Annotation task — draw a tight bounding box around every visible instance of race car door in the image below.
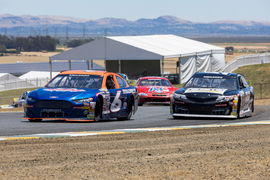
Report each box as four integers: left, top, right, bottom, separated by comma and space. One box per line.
238, 76, 251, 112
105, 74, 123, 114
115, 75, 138, 114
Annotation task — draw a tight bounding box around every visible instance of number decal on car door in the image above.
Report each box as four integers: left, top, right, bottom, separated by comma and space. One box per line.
110, 90, 122, 112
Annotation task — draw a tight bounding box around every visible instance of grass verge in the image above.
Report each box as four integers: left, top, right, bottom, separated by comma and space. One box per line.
0, 88, 37, 105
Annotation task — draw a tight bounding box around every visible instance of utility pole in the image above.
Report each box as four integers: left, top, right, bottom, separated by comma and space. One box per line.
82, 24, 86, 38
66, 25, 69, 41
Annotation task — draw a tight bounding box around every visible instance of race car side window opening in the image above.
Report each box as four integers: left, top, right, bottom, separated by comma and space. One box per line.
46, 74, 103, 89
106, 75, 116, 89
116, 76, 127, 88
139, 79, 171, 86
185, 76, 237, 90
239, 76, 248, 89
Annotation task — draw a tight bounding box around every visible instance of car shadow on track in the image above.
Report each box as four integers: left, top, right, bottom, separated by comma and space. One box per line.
168, 116, 245, 121
21, 118, 135, 124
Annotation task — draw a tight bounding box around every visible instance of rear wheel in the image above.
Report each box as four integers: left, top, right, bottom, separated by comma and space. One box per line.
251, 99, 255, 112
28, 119, 42, 122
117, 100, 134, 121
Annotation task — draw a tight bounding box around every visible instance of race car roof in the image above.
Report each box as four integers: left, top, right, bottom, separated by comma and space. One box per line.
194, 72, 238, 77
138, 76, 169, 80
59, 70, 107, 76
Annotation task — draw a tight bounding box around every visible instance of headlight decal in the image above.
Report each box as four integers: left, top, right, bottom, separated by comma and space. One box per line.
173, 93, 187, 100
73, 98, 93, 104
139, 93, 148, 97
27, 97, 36, 102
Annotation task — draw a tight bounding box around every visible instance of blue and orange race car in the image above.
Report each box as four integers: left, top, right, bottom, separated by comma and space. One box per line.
24, 70, 138, 122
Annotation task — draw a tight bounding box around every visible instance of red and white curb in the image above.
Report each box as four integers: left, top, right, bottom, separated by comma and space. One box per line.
1, 120, 270, 141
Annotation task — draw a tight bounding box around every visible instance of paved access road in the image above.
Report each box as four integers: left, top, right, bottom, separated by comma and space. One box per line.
1, 105, 270, 136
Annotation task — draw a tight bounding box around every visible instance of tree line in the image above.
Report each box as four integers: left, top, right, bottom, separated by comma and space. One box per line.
0, 35, 94, 53
0, 35, 58, 52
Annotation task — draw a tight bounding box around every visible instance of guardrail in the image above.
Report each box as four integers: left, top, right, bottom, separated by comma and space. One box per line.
0, 78, 49, 92
221, 53, 270, 72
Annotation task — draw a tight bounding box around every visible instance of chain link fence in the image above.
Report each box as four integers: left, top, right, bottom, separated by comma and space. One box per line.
221, 53, 270, 72
0, 78, 49, 92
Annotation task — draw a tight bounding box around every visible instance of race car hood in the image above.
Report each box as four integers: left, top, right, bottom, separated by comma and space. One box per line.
28, 88, 100, 101
183, 88, 227, 95
175, 88, 239, 98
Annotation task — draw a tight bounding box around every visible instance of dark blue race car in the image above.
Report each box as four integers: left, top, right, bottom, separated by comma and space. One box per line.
24, 70, 138, 122
171, 72, 254, 119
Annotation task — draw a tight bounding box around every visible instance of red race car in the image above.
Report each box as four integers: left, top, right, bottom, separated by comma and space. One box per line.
136, 76, 178, 106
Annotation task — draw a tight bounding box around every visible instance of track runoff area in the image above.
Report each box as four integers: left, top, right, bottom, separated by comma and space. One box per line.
1, 121, 270, 141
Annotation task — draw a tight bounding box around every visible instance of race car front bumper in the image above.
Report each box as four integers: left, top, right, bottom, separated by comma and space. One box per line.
24, 100, 96, 120
171, 97, 238, 118
172, 113, 237, 119
139, 95, 171, 104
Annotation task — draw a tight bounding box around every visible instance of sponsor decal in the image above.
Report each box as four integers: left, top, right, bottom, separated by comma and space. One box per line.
89, 102, 96, 109
185, 88, 227, 94
122, 89, 136, 94
44, 88, 85, 92
203, 76, 223, 79
49, 96, 59, 98
148, 87, 169, 93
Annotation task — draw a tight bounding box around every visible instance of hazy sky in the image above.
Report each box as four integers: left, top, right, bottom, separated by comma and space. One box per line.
1, 0, 270, 22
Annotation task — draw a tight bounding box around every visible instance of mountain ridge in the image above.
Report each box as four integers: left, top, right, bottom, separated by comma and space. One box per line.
0, 14, 270, 36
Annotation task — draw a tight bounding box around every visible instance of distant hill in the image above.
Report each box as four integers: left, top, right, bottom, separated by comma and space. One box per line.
0, 14, 270, 37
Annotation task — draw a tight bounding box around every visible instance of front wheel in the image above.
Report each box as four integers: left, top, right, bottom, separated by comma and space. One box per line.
237, 98, 241, 119
95, 98, 103, 121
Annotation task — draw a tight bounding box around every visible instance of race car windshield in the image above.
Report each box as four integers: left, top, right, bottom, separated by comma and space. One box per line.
139, 79, 171, 86
46, 74, 103, 89
184, 76, 238, 90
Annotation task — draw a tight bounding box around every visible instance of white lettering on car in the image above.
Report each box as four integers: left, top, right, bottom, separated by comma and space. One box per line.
110, 91, 122, 112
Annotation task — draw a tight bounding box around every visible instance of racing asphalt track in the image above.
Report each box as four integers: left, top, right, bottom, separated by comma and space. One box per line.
0, 105, 270, 136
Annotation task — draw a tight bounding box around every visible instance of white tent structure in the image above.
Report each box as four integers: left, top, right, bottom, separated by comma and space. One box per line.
51, 35, 225, 83
0, 73, 19, 81
0, 73, 33, 91
19, 71, 59, 80
19, 71, 59, 86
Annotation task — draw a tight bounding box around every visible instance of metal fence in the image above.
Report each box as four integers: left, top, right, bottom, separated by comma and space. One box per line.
0, 78, 49, 92
221, 53, 270, 72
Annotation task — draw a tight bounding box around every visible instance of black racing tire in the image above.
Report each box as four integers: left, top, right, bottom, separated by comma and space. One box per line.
117, 100, 134, 121
251, 99, 255, 113
94, 98, 103, 121
28, 119, 42, 122
237, 98, 241, 119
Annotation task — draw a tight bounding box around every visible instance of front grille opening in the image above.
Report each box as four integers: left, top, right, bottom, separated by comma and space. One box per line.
41, 111, 65, 118
175, 104, 232, 115
34, 100, 73, 109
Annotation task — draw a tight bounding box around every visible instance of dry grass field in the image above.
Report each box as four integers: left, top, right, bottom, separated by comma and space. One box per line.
0, 51, 59, 64
0, 51, 105, 67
